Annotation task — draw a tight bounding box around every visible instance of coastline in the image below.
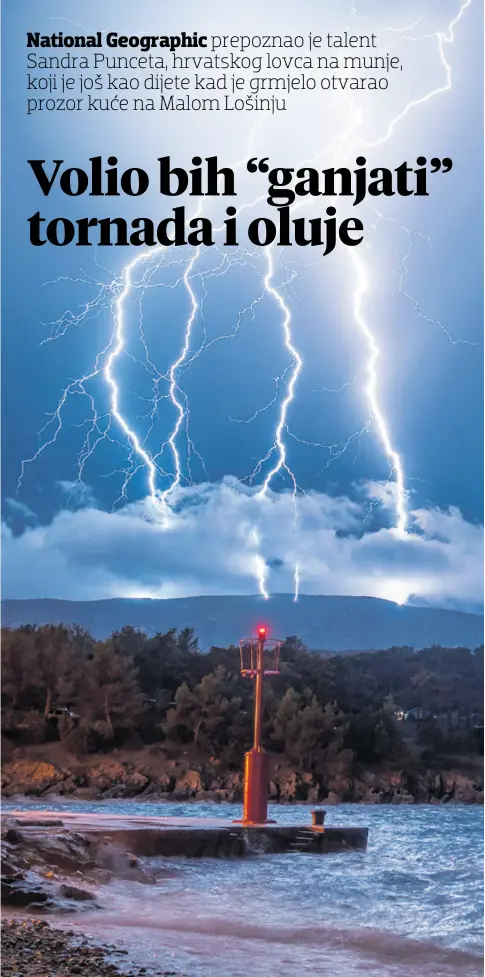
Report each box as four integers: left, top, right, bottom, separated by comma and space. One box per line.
1, 918, 166, 977
2, 744, 483, 805
2, 806, 482, 977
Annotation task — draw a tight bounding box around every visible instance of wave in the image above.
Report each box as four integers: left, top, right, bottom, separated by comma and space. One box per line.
85, 910, 482, 975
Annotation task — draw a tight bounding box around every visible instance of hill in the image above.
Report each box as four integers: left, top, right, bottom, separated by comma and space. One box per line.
1, 594, 483, 650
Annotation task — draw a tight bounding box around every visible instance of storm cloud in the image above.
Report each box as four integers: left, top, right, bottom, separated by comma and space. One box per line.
2, 480, 482, 612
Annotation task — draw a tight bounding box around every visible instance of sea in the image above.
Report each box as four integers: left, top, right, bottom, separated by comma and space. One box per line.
4, 799, 484, 977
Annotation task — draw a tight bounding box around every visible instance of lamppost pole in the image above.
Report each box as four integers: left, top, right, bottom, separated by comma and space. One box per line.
235, 626, 280, 825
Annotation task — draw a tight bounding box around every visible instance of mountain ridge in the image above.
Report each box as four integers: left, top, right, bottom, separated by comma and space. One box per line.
2, 594, 483, 652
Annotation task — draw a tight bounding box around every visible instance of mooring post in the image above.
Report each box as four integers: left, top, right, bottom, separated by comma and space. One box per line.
311, 809, 326, 828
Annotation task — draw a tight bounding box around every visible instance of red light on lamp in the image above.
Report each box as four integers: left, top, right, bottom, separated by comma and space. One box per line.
257, 626, 267, 637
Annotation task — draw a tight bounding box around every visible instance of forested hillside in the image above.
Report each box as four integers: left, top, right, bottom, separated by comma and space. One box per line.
2, 625, 482, 773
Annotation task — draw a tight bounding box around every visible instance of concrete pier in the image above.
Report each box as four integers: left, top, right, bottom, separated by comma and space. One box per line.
10, 810, 368, 857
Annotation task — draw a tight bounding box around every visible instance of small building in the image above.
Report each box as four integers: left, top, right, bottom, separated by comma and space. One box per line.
404, 707, 436, 722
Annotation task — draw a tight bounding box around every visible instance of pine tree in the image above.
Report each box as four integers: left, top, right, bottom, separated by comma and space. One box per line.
84, 642, 144, 732
1, 627, 35, 717
31, 625, 77, 717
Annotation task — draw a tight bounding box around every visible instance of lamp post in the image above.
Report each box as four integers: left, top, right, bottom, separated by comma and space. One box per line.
237, 627, 281, 825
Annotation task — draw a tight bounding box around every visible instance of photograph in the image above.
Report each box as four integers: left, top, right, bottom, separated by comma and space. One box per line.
1, 2, 483, 975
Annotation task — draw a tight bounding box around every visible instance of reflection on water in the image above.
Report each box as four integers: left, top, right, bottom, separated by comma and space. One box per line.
6, 800, 483, 977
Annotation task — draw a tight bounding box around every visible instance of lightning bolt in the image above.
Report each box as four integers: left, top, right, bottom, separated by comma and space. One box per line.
349, 247, 407, 533
19, 1, 472, 603
255, 247, 302, 501
249, 526, 269, 600
369, 208, 475, 347
293, 562, 301, 603
340, 0, 472, 534
158, 239, 201, 512
361, 0, 472, 150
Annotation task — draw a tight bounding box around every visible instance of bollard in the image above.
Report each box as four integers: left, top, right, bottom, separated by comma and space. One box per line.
311, 809, 326, 827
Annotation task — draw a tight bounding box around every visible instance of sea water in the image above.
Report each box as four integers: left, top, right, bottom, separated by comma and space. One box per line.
5, 800, 483, 977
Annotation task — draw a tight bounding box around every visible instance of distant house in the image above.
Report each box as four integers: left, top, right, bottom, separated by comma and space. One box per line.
404, 707, 436, 722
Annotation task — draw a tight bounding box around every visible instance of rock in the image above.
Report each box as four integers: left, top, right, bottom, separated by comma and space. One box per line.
1, 918, 152, 976
391, 790, 415, 804
170, 787, 190, 800
442, 775, 456, 795
151, 772, 175, 792
212, 789, 228, 803
2, 759, 65, 796
307, 786, 320, 804
195, 789, 218, 802
362, 789, 384, 804
1, 872, 50, 908
451, 783, 481, 804
103, 784, 140, 799
140, 785, 172, 800
3, 828, 23, 845
59, 883, 96, 901
324, 791, 340, 805
72, 787, 100, 800
87, 758, 117, 789
223, 771, 243, 790
279, 770, 298, 799
59, 776, 78, 794
16, 818, 64, 827
43, 783, 66, 796
436, 771, 484, 804
327, 777, 351, 797
351, 779, 366, 801
176, 769, 203, 795
277, 769, 310, 801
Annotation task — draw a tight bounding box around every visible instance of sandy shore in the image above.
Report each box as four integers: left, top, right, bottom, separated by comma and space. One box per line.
1, 918, 179, 977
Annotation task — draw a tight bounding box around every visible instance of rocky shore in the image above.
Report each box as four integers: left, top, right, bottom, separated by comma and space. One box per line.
2, 747, 483, 805
1, 813, 171, 911
1, 816, 182, 973
2, 919, 175, 977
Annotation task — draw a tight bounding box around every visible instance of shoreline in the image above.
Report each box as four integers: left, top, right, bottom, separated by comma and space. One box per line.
1, 808, 482, 977
1, 917, 169, 977
2, 749, 483, 805
0, 791, 484, 804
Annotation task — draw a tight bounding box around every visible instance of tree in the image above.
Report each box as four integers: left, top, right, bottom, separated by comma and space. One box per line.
164, 682, 198, 744
2, 625, 481, 774
164, 667, 243, 753
30, 625, 78, 717
344, 707, 403, 762
296, 697, 327, 764
83, 642, 144, 732
281, 636, 308, 656
177, 628, 199, 655
1, 628, 35, 718
270, 688, 338, 764
270, 687, 303, 757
